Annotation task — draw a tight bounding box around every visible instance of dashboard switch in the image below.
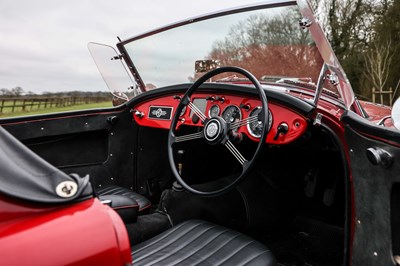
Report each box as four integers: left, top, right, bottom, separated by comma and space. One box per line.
206, 96, 215, 102
240, 103, 251, 111
134, 110, 145, 118
216, 96, 225, 103
273, 123, 289, 140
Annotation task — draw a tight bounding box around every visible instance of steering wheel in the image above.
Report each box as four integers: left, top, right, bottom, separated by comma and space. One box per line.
168, 66, 269, 196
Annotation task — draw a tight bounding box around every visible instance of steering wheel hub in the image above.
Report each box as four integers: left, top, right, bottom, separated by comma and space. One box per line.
204, 117, 227, 144
206, 121, 219, 139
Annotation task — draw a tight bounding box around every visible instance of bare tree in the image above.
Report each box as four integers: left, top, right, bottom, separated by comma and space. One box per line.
0, 88, 10, 96
11, 86, 24, 96
207, 7, 323, 81
364, 38, 396, 103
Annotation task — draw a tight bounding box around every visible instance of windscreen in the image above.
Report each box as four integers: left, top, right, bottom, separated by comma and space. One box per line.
123, 4, 323, 91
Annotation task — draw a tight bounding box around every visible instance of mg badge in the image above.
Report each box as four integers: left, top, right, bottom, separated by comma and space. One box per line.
206, 122, 218, 138
152, 108, 167, 118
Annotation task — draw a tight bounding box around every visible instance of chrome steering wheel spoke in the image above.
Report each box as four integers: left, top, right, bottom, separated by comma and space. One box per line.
224, 140, 248, 166
187, 101, 207, 122
175, 131, 203, 143
230, 115, 258, 130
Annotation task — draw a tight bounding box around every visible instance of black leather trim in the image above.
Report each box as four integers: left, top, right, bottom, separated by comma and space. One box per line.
0, 126, 93, 203
341, 110, 400, 144
99, 194, 139, 223
97, 185, 151, 212
131, 219, 276, 266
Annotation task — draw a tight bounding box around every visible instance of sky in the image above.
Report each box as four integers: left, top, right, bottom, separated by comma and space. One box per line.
0, 0, 264, 94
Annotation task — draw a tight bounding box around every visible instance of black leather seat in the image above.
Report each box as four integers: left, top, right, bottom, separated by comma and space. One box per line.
131, 220, 277, 266
96, 185, 151, 213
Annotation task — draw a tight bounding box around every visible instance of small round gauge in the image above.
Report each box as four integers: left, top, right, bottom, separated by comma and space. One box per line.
247, 107, 273, 138
209, 104, 220, 118
180, 106, 187, 116
222, 105, 242, 124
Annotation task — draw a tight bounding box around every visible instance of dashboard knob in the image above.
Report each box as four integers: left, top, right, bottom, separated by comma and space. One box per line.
273, 123, 289, 140
134, 110, 144, 118
107, 116, 118, 125
216, 96, 225, 103
206, 96, 215, 102
240, 103, 251, 111
366, 147, 393, 168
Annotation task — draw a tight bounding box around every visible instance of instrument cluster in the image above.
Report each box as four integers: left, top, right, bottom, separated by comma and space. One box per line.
132, 92, 308, 145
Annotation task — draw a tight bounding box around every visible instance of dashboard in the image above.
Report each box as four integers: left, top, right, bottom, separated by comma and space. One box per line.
132, 92, 308, 145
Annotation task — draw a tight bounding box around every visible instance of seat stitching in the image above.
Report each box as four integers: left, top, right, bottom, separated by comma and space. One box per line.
138, 203, 152, 211
113, 204, 139, 210
191, 233, 241, 266
131, 221, 205, 257
168, 229, 230, 266
132, 222, 207, 263
214, 240, 255, 266
146, 225, 219, 266
98, 186, 149, 209
99, 186, 135, 197
240, 250, 270, 266
131, 221, 193, 256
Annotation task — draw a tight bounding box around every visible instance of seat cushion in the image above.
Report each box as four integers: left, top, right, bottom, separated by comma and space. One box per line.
131, 220, 276, 266
96, 185, 151, 212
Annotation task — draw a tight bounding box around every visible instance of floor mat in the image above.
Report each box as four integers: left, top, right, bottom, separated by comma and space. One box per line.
275, 216, 344, 266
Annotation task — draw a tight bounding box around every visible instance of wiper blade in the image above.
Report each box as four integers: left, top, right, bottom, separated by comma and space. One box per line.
214, 75, 250, 83
278, 78, 339, 99
276, 78, 316, 90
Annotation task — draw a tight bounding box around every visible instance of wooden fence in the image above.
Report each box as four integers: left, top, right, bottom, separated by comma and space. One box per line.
0, 96, 110, 113
372, 87, 394, 106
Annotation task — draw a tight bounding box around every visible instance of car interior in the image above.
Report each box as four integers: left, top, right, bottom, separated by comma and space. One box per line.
1, 79, 349, 266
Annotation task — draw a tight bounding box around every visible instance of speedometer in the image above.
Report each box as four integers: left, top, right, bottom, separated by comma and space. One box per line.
222, 105, 242, 124
247, 107, 273, 138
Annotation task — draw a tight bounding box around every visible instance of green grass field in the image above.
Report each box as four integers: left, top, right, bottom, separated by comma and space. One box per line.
0, 101, 113, 118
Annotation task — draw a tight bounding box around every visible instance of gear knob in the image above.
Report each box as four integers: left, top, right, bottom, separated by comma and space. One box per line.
177, 150, 185, 175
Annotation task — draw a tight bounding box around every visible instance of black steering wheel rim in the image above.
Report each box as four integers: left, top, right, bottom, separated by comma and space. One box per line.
168, 66, 269, 196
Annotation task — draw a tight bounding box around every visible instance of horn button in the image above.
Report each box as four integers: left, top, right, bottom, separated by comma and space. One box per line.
204, 117, 227, 145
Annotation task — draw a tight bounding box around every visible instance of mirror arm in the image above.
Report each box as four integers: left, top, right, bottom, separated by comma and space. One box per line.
378, 116, 392, 127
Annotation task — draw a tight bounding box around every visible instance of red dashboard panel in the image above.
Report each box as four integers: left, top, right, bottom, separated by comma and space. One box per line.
133, 93, 308, 145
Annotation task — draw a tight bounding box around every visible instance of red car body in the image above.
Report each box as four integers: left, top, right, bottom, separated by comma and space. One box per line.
0, 196, 132, 265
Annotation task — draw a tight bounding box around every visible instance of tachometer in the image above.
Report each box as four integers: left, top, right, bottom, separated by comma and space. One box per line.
209, 104, 220, 118
222, 105, 242, 124
247, 106, 273, 138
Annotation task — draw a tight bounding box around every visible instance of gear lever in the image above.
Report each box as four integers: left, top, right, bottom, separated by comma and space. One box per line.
173, 150, 185, 192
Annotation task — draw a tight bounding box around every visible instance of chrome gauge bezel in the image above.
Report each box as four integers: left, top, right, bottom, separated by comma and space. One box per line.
222, 105, 242, 125
247, 106, 273, 138
208, 104, 220, 118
